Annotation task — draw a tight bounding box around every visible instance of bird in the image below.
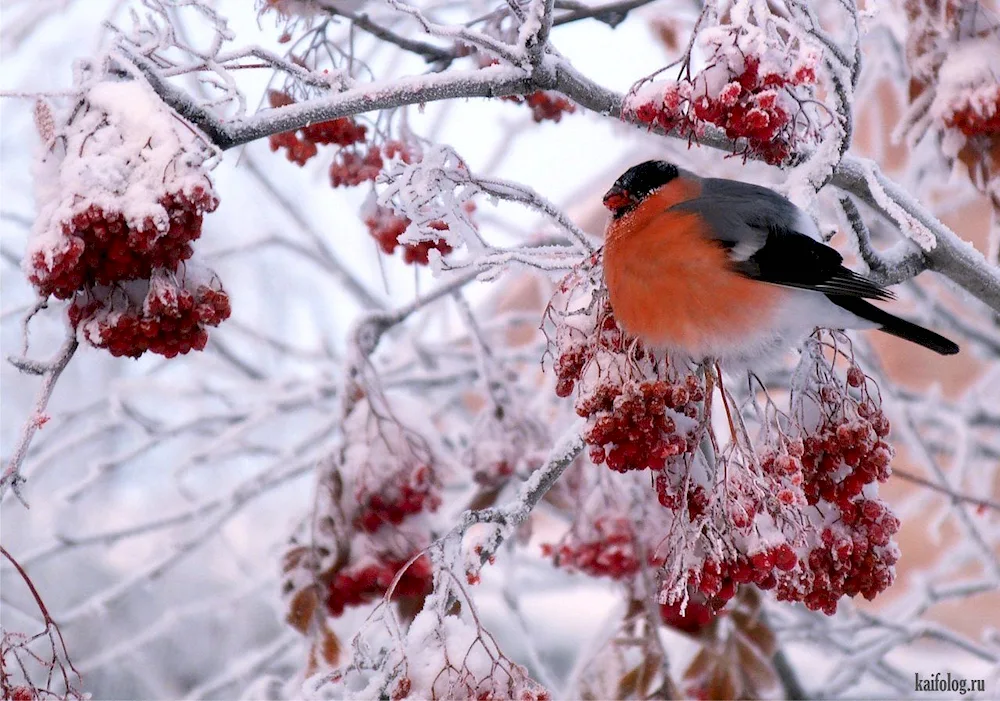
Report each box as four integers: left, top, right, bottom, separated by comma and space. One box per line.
600, 160, 959, 367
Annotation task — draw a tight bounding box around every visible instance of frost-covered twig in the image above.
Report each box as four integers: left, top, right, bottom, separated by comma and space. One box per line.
839, 196, 928, 286
462, 423, 585, 566
340, 11, 456, 65
1, 333, 78, 507
891, 466, 1000, 513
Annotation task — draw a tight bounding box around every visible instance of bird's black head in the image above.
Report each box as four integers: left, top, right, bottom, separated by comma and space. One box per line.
603, 160, 680, 218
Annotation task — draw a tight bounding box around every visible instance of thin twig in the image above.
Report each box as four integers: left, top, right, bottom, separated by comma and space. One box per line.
1, 334, 79, 506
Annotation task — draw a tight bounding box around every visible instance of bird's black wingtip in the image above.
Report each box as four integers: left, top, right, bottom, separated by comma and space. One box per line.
936, 339, 961, 356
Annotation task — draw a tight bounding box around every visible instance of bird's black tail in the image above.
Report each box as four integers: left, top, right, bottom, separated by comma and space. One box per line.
826, 295, 960, 356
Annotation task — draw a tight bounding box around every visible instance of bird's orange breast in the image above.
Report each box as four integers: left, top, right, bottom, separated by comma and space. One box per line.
603, 184, 786, 357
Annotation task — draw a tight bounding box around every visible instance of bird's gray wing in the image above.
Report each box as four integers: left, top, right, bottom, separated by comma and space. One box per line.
669, 177, 894, 301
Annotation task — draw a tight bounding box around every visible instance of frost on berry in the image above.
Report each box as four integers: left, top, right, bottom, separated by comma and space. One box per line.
24, 80, 219, 300
68, 265, 230, 359
372, 146, 480, 267
901, 5, 1000, 200
362, 202, 455, 267
625, 24, 824, 164
543, 512, 643, 580
925, 35, 1000, 162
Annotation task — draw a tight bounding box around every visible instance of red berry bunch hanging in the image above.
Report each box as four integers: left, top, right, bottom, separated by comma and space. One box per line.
24, 79, 227, 359
502, 91, 577, 122
329, 146, 384, 187
353, 462, 441, 533
463, 405, 549, 488
266, 90, 368, 166
68, 272, 231, 359
942, 85, 1000, 137
343, 399, 443, 536
628, 26, 822, 164
26, 188, 217, 300
928, 36, 1000, 142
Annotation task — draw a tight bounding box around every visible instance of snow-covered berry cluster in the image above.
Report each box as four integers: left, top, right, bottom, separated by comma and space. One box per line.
326, 551, 434, 617
353, 462, 440, 533
282, 395, 442, 623
463, 404, 549, 489
24, 80, 226, 359
344, 399, 443, 540
547, 268, 902, 627
68, 270, 230, 359
627, 25, 822, 164
927, 36, 1000, 155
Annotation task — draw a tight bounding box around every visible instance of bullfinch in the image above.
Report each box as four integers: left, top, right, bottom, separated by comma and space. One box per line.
601, 160, 959, 366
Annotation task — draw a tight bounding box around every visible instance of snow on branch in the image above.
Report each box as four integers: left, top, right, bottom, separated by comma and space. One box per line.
121, 3, 1000, 313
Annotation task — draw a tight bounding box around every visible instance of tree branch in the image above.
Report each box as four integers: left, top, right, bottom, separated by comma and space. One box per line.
553, 0, 660, 28
1, 334, 78, 507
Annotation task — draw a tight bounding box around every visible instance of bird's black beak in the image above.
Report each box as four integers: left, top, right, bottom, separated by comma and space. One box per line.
603, 186, 636, 213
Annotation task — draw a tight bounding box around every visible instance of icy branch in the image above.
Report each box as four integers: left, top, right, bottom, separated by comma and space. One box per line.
1, 333, 78, 507
460, 422, 585, 566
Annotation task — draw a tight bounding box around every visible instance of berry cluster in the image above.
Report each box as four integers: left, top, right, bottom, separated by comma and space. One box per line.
584, 376, 703, 473
290, 399, 443, 620
24, 80, 227, 359
354, 463, 442, 533
799, 414, 893, 508
630, 29, 820, 164
502, 91, 577, 122
69, 274, 231, 359
661, 546, 796, 634
660, 597, 716, 635
267, 91, 368, 166
552, 304, 703, 473
266, 90, 426, 192
330, 146, 384, 188
775, 519, 899, 614
541, 515, 641, 580
363, 205, 454, 266
326, 554, 433, 617
27, 190, 217, 300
